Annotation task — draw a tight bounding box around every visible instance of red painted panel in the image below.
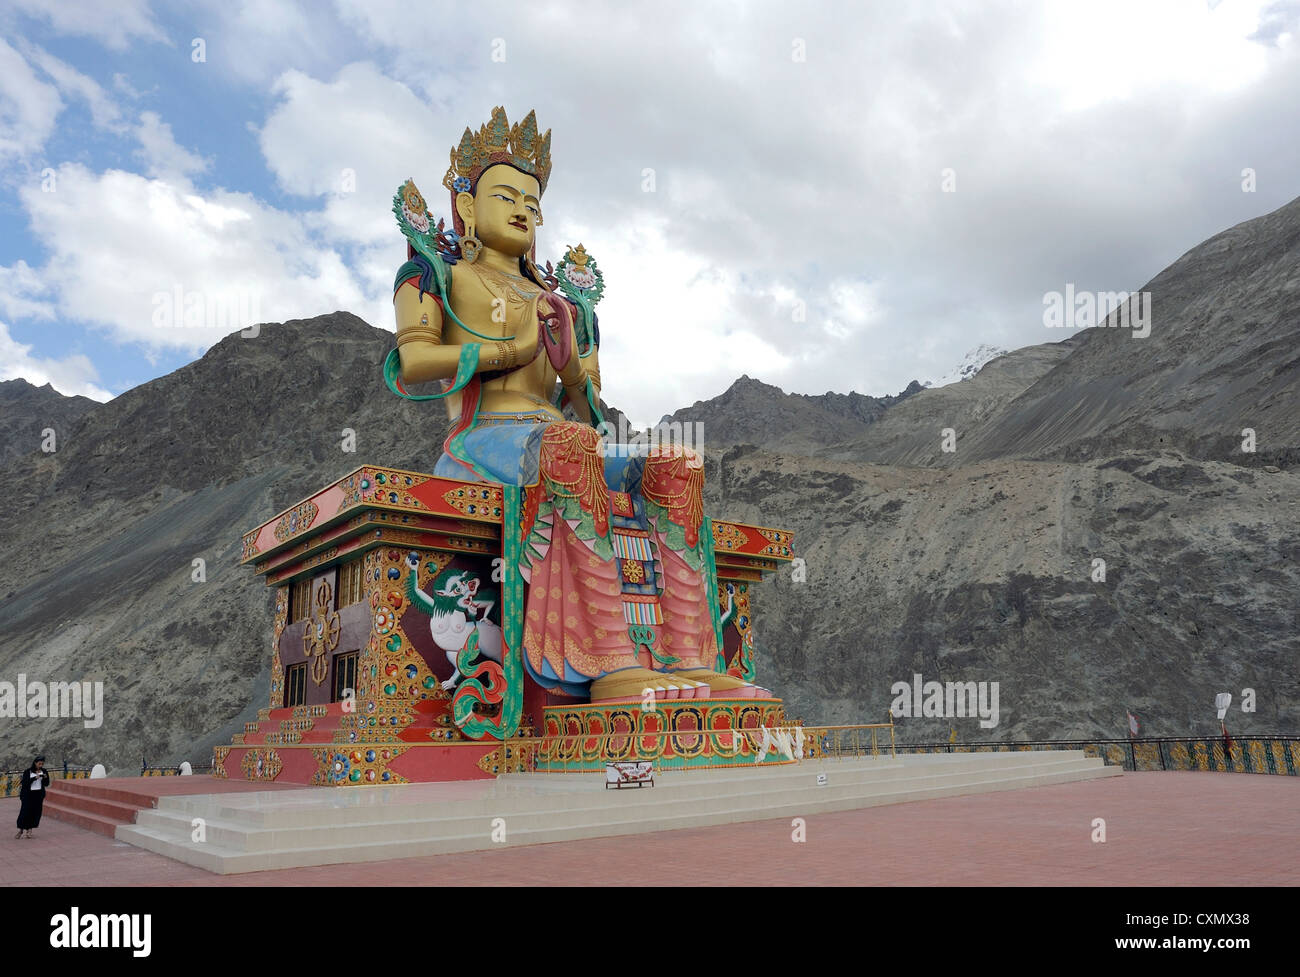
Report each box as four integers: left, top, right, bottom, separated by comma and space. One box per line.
387, 744, 497, 782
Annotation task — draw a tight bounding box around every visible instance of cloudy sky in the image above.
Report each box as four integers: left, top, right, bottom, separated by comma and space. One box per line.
2, 0, 1299, 425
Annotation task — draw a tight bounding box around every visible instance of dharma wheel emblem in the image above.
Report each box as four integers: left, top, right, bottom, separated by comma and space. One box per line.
303, 579, 341, 686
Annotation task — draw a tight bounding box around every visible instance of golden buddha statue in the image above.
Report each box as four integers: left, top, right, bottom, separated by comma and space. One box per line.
387, 107, 763, 705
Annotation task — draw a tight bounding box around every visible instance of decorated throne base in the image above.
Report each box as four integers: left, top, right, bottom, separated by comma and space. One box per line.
229, 465, 796, 786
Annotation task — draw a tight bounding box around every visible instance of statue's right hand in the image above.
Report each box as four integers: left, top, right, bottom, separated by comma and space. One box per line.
482, 316, 541, 373
516, 313, 542, 362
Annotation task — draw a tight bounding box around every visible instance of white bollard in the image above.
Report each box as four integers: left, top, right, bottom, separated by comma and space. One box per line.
90, 764, 107, 779
179, 761, 193, 776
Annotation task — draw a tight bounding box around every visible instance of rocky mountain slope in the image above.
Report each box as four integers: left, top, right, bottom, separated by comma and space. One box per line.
916, 198, 1300, 467
715, 447, 1297, 738
1, 196, 1297, 769
825, 341, 1077, 467
0, 316, 450, 771
0, 379, 97, 469
662, 375, 920, 456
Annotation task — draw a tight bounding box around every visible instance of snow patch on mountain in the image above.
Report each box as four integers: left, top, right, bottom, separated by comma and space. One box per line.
924, 344, 1008, 388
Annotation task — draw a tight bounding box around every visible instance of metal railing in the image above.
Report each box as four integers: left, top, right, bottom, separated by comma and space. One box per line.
0, 762, 96, 798
485, 726, 1298, 777
805, 723, 897, 760
1, 759, 220, 796
892, 735, 1300, 775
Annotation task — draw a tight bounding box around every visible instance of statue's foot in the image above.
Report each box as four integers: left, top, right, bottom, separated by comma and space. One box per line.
670, 668, 771, 699
589, 668, 710, 704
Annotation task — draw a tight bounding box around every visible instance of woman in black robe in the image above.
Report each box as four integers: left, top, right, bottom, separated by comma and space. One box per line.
15, 756, 49, 839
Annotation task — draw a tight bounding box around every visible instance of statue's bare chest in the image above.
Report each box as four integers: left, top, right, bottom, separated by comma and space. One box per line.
447, 270, 543, 339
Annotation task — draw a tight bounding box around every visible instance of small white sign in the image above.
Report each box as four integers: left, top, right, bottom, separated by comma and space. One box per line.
605, 761, 654, 789
816, 773, 828, 787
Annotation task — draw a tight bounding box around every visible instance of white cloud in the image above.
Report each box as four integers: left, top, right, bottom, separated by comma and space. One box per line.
180, 0, 356, 86
0, 321, 113, 401
18, 162, 382, 352
1030, 1, 1275, 111
3, 0, 166, 50
0, 37, 61, 159
0, 38, 128, 164
588, 216, 792, 427
253, 62, 477, 343
112, 73, 150, 100
135, 110, 209, 180
0, 260, 55, 320
823, 280, 884, 340
258, 62, 442, 247
18, 41, 124, 130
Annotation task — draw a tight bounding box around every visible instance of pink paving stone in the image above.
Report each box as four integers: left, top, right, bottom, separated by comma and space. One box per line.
2, 772, 1297, 886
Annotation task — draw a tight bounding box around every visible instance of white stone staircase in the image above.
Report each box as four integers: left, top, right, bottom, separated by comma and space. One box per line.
115, 750, 1120, 874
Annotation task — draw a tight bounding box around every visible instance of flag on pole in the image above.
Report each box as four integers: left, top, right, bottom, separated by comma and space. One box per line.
1127, 712, 1139, 737
1215, 692, 1233, 720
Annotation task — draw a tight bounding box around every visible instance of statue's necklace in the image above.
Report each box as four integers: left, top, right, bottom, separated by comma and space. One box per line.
444, 259, 535, 342
457, 263, 541, 343
472, 264, 539, 300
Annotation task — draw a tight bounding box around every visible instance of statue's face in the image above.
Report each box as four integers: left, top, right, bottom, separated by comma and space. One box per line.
457, 163, 542, 258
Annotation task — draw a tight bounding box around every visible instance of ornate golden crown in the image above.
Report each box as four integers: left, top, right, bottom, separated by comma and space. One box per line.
443, 106, 552, 196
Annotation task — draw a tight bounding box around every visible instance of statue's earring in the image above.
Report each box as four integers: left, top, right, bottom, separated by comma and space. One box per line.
461, 219, 482, 263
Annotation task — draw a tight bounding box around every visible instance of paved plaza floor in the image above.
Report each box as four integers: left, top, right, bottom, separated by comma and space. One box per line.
1, 771, 1295, 886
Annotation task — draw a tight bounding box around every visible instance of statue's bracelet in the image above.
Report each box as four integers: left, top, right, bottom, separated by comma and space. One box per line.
485, 339, 517, 369
396, 325, 441, 347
